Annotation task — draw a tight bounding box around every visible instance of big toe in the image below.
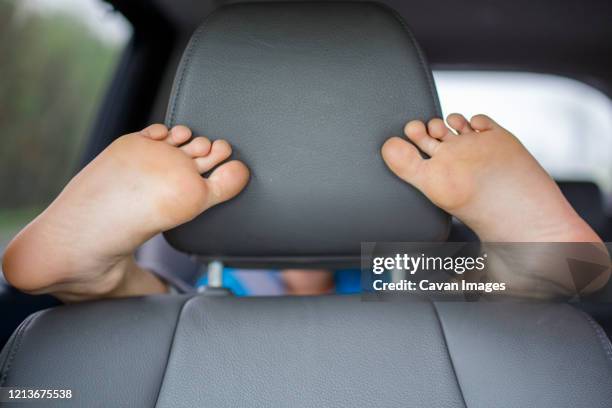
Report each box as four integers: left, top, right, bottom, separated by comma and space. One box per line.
204, 160, 250, 208
381, 136, 424, 188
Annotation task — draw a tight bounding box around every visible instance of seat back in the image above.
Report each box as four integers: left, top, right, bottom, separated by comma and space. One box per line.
2, 295, 612, 407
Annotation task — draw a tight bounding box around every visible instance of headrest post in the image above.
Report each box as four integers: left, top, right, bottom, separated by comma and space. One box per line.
197, 260, 232, 296
207, 260, 224, 288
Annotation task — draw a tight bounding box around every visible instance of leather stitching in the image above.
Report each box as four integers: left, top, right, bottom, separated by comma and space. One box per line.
0, 311, 42, 386
431, 301, 469, 408
167, 9, 220, 128
579, 310, 612, 366
153, 295, 197, 407
168, 3, 443, 125
0, 327, 19, 385
381, 3, 443, 118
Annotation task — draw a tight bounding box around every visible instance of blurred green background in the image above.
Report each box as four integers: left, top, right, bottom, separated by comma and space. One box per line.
0, 0, 126, 249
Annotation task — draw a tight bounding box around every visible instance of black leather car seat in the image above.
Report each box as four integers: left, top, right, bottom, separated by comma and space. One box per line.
2, 3, 612, 407
3, 295, 612, 407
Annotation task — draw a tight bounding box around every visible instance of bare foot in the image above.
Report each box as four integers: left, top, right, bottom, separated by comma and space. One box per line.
381, 114, 609, 297
2, 124, 249, 301
381, 113, 599, 243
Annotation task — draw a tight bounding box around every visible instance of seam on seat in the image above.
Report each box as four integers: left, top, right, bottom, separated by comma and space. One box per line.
381, 3, 443, 118
166, 9, 218, 128
431, 301, 468, 408
0, 323, 20, 381
576, 308, 612, 366
0, 310, 44, 387
168, 3, 444, 127
153, 295, 198, 407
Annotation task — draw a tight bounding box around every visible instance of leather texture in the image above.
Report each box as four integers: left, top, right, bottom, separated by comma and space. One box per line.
163, 2, 449, 263
436, 301, 612, 408
0, 295, 190, 408
2, 295, 612, 407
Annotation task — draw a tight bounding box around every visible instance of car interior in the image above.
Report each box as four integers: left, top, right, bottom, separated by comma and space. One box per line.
1, 0, 612, 406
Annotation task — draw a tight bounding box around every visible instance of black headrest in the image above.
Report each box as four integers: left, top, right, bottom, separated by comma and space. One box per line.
164, 2, 449, 266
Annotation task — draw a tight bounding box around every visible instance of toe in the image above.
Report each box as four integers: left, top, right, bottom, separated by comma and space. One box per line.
403, 120, 440, 156
181, 136, 211, 158
167, 125, 192, 146
194, 139, 232, 174
140, 124, 169, 140
381, 136, 425, 189
204, 160, 250, 208
470, 114, 497, 131
446, 113, 474, 134
427, 118, 453, 140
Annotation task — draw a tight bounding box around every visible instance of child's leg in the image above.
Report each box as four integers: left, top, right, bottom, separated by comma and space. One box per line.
382, 114, 610, 295
2, 124, 249, 302
4, 115, 608, 301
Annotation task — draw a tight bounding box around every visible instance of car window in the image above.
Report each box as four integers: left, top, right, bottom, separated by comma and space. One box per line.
0, 0, 130, 253
434, 71, 612, 196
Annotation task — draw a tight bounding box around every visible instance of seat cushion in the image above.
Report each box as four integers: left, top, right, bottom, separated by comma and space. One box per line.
2, 295, 612, 407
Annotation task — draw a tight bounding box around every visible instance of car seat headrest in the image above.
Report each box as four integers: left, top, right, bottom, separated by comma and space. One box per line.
164, 2, 450, 267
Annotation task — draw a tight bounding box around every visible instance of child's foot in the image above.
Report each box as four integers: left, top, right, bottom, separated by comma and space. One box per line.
381, 114, 600, 243
382, 114, 610, 297
3, 124, 249, 301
